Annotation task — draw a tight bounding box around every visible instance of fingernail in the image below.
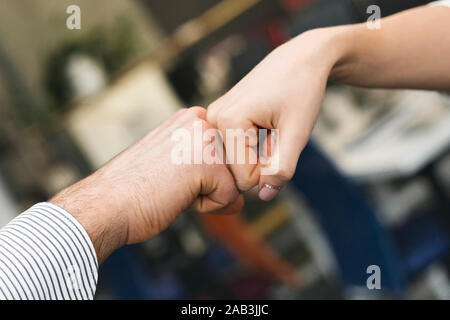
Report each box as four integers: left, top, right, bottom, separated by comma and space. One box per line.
258, 184, 280, 201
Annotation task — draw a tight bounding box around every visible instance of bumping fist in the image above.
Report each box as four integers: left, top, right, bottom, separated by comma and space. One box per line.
207, 29, 335, 201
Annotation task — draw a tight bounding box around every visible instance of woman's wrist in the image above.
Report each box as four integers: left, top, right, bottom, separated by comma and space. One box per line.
328, 25, 368, 83
288, 24, 364, 83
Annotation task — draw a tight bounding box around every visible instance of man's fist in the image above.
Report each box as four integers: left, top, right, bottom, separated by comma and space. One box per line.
51, 107, 243, 263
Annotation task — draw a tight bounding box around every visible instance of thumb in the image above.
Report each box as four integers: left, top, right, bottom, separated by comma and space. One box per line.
257, 120, 308, 201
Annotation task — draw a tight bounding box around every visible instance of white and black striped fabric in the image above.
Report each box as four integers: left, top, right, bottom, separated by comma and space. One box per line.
0, 202, 98, 300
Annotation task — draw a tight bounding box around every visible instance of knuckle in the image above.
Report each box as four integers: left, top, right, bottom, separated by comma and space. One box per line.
201, 119, 215, 131
198, 118, 211, 132
187, 106, 206, 119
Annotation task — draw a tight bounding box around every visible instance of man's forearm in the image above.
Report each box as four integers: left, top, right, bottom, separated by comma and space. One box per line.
324, 5, 450, 91
50, 169, 129, 265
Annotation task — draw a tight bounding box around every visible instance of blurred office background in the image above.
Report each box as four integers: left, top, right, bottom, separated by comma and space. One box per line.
0, 0, 449, 299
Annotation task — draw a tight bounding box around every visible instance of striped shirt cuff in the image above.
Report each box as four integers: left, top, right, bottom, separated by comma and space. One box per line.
0, 202, 98, 300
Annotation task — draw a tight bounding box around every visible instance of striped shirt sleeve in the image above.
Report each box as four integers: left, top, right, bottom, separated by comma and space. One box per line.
0, 202, 98, 300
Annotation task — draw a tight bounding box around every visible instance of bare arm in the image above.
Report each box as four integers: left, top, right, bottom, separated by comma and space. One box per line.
207, 4, 450, 199
0, 107, 243, 300
330, 5, 450, 90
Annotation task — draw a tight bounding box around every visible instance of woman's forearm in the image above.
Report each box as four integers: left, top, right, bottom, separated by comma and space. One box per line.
206, 3, 450, 196
320, 5, 450, 91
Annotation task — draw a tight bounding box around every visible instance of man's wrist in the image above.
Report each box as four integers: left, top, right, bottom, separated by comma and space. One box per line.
50, 171, 129, 264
